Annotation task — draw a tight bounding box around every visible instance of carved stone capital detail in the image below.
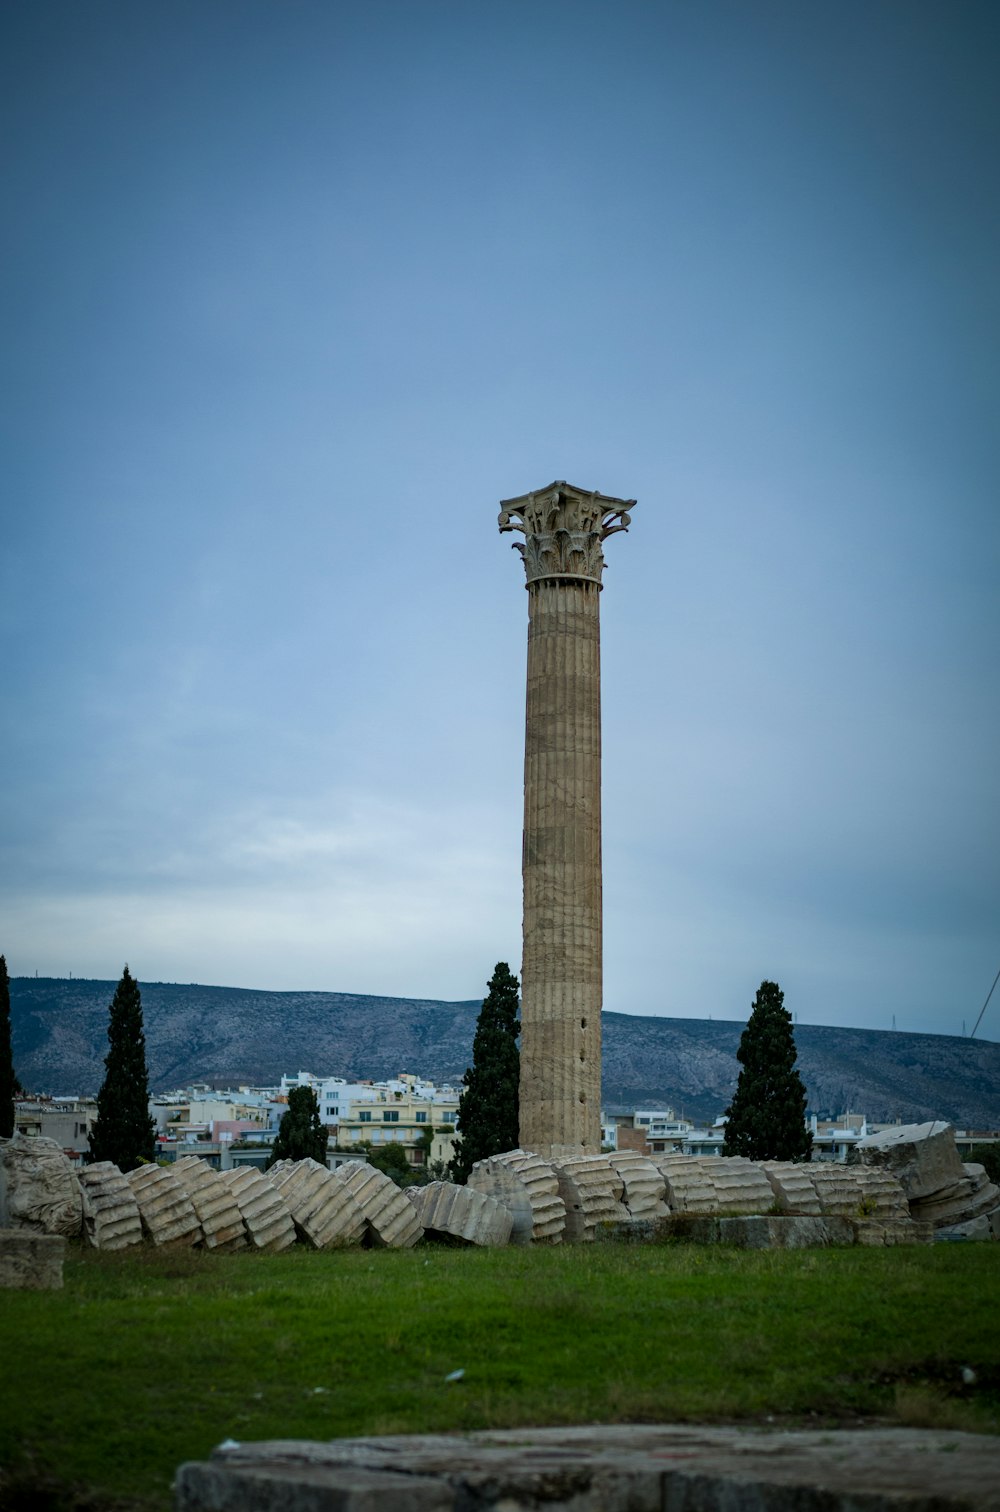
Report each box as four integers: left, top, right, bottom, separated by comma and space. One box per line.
499, 481, 633, 586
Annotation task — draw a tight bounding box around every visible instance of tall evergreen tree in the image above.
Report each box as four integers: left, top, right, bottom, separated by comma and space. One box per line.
266, 1086, 328, 1168
450, 962, 520, 1183
89, 966, 156, 1171
723, 980, 812, 1161
0, 955, 16, 1138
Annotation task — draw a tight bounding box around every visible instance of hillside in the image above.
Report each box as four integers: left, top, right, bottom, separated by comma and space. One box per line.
9, 977, 1000, 1127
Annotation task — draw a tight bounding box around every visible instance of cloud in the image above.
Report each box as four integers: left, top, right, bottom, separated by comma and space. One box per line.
2, 790, 521, 1000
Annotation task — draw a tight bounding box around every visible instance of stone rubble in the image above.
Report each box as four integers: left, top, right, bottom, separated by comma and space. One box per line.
333, 1161, 424, 1248
78, 1162, 143, 1250
552, 1155, 630, 1241
651, 1156, 719, 1214
0, 1134, 83, 1236
854, 1167, 913, 1222
808, 1164, 874, 1217
467, 1150, 566, 1244
406, 1181, 513, 1246
857, 1123, 1000, 1239
856, 1122, 967, 1201
912, 1168, 1000, 1231
763, 1161, 822, 1215
607, 1152, 669, 1218
0, 1121, 984, 1261
935, 1215, 994, 1243
695, 1156, 775, 1215
218, 1167, 296, 1252
126, 1165, 202, 1246
172, 1157, 247, 1250
267, 1158, 368, 1248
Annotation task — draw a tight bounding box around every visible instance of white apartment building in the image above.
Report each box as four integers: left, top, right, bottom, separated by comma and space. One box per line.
602, 1108, 869, 1162
279, 1071, 461, 1169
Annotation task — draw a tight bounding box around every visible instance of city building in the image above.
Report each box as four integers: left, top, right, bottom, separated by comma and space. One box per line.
602, 1107, 874, 1163
13, 1096, 97, 1162
278, 1070, 461, 1170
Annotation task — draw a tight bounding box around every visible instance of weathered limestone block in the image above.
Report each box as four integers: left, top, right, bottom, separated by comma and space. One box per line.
909, 1172, 968, 1218
0, 1229, 66, 1288
696, 1157, 774, 1215
652, 1156, 719, 1214
268, 1158, 367, 1248
852, 1219, 927, 1246
0, 1135, 83, 1236
717, 1216, 851, 1249
608, 1152, 669, 1218
172, 1157, 247, 1250
934, 1215, 993, 1243
219, 1167, 296, 1252
763, 1162, 822, 1216
961, 1165, 1000, 1215
964, 1162, 995, 1193
856, 1122, 967, 1202
406, 1182, 513, 1247
467, 1150, 565, 1244
911, 1170, 1000, 1230
78, 1162, 143, 1250
661, 1214, 857, 1248
333, 1161, 423, 1248
127, 1165, 201, 1246
553, 1156, 629, 1241
605, 1161, 626, 1202
592, 1216, 674, 1243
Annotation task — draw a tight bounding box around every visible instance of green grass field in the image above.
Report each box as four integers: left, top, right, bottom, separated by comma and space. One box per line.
1, 1241, 998, 1511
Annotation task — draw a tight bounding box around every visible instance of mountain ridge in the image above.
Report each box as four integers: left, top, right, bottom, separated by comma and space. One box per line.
10, 977, 999, 1128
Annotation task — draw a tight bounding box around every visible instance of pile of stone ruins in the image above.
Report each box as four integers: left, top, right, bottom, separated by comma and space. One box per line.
2, 1119, 998, 1283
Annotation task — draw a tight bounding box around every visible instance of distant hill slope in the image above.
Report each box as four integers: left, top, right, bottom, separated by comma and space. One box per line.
10, 978, 1000, 1127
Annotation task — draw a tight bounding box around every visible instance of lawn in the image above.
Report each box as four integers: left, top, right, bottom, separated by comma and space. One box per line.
1, 1240, 998, 1511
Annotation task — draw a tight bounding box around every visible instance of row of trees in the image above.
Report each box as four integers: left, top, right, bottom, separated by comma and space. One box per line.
2, 957, 813, 1176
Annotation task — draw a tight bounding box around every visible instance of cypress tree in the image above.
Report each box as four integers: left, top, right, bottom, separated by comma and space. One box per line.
0, 955, 16, 1138
266, 1085, 328, 1168
89, 966, 156, 1171
450, 962, 520, 1183
723, 980, 812, 1161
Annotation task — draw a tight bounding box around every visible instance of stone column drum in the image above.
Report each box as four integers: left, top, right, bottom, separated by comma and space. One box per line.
500, 481, 633, 1158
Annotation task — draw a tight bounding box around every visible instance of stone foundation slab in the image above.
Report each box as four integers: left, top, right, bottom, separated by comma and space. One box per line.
176, 1424, 1000, 1512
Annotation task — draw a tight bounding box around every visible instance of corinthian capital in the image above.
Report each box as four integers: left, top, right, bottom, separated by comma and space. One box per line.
498, 481, 634, 586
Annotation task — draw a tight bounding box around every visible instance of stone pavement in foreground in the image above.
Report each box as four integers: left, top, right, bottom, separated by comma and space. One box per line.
176, 1423, 1000, 1511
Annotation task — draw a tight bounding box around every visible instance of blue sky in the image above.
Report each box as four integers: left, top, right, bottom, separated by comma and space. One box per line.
2, 1, 997, 1038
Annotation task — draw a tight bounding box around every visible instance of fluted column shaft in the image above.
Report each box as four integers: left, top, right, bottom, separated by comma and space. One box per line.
520, 579, 603, 1156
498, 480, 633, 1162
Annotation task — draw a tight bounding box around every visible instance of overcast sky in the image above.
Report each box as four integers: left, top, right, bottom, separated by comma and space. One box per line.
2, 1, 997, 1039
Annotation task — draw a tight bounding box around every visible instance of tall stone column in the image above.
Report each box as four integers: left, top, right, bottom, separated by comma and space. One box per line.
499, 481, 633, 1159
